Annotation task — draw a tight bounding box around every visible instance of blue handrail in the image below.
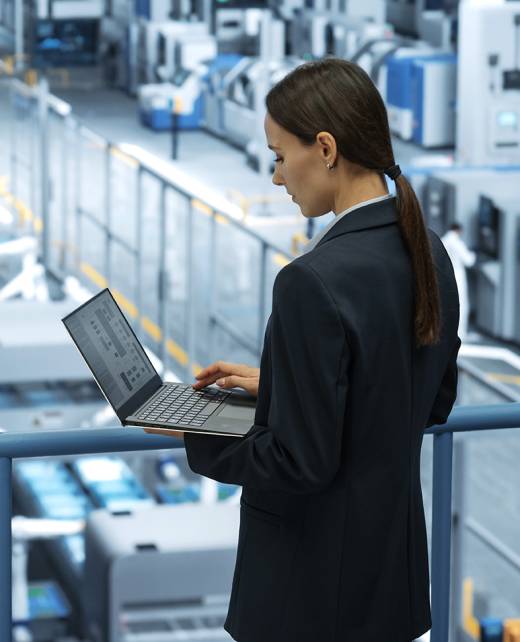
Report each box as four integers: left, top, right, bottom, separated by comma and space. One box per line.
0, 404, 519, 642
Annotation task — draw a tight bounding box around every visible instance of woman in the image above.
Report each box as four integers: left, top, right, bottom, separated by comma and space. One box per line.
147, 58, 460, 642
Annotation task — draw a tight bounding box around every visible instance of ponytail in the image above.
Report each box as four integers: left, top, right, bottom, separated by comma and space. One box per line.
394, 174, 441, 347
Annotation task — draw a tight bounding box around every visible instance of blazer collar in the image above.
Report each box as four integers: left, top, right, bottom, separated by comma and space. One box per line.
314, 196, 398, 250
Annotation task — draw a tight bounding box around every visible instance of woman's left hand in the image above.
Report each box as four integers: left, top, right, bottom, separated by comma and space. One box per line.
143, 428, 184, 439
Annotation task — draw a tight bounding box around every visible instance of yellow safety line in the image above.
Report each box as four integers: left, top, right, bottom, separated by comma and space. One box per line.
215, 213, 229, 226
111, 288, 138, 319
2, 56, 14, 75
141, 316, 162, 342
463, 578, 481, 639
24, 69, 38, 87
191, 363, 203, 377
273, 253, 290, 268
33, 217, 43, 234
191, 199, 212, 216
166, 338, 189, 367
80, 262, 108, 289
487, 372, 520, 386
291, 231, 309, 256
110, 147, 138, 169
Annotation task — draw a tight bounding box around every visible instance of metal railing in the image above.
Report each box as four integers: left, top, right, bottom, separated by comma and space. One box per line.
0, 404, 519, 642
1, 76, 293, 381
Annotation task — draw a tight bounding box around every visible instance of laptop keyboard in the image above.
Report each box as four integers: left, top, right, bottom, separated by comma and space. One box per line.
135, 384, 230, 427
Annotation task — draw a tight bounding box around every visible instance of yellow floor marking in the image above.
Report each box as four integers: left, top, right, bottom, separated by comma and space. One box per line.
166, 338, 188, 366
80, 262, 108, 289
487, 372, 520, 386
141, 316, 162, 342
111, 147, 138, 169
111, 288, 138, 319
463, 578, 481, 640
191, 199, 212, 216
215, 214, 229, 226
191, 363, 203, 377
273, 253, 290, 268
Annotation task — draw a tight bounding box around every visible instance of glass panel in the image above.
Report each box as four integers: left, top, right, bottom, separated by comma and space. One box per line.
78, 214, 106, 291
109, 239, 138, 327
139, 171, 162, 352
78, 127, 106, 225
164, 189, 189, 378
109, 149, 138, 248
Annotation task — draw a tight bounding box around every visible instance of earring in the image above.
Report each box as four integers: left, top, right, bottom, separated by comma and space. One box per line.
326, 163, 332, 170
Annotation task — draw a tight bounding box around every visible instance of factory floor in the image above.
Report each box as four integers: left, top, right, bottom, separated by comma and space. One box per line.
1, 67, 520, 640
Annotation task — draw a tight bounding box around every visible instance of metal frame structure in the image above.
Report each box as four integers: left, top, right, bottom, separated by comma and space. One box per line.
4, 77, 292, 382
0, 405, 518, 642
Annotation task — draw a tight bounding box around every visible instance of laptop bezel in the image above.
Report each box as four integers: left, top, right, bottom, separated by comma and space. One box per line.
61, 288, 163, 423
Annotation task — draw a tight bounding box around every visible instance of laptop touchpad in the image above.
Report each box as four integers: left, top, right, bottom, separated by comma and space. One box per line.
217, 405, 255, 421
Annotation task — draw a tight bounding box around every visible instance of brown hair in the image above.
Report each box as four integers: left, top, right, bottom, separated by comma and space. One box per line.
266, 58, 441, 347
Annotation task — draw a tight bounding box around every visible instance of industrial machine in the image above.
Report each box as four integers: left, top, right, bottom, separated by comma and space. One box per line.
26, 0, 104, 68
474, 193, 520, 344
288, 6, 389, 61
457, 0, 520, 166
83, 503, 239, 642
421, 169, 520, 247
385, 50, 456, 147
214, 4, 272, 55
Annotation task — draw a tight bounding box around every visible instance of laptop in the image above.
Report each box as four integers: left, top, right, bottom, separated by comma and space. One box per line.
62, 288, 256, 437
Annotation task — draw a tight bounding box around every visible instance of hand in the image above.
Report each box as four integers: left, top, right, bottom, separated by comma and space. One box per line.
192, 360, 260, 397
143, 428, 184, 439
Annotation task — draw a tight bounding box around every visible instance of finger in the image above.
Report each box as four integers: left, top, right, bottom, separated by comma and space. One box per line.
196, 361, 253, 379
215, 375, 250, 389
194, 362, 221, 379
192, 372, 227, 389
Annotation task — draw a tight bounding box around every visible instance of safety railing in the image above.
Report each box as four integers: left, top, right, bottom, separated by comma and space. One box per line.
1, 77, 293, 382
0, 404, 519, 642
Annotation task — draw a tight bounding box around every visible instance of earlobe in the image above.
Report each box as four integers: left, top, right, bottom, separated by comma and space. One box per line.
316, 130, 337, 169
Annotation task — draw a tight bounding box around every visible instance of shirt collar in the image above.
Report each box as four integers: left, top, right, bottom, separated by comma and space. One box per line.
303, 194, 397, 254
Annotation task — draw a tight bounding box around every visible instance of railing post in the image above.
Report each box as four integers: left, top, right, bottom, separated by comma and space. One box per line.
0, 456, 12, 642
430, 430, 454, 642
38, 76, 51, 270
186, 197, 195, 378
451, 437, 467, 641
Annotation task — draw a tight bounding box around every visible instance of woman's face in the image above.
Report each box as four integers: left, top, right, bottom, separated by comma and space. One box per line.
264, 113, 334, 218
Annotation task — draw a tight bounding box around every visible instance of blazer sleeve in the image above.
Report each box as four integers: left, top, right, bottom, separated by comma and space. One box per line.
426, 337, 461, 427
183, 261, 349, 494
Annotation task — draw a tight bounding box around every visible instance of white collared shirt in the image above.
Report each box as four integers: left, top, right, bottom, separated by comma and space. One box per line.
303, 194, 395, 254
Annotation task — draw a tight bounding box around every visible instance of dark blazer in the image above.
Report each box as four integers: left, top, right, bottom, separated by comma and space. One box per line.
184, 197, 460, 642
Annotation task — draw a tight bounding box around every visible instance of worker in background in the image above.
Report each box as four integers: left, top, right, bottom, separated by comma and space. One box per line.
145, 58, 460, 642
441, 223, 476, 342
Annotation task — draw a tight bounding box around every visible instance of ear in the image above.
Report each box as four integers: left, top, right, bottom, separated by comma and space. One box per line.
315, 131, 337, 167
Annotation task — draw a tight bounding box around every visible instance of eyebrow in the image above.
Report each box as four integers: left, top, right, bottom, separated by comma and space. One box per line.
267, 144, 281, 150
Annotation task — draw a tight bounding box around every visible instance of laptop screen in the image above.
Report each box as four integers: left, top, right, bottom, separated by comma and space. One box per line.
62, 289, 157, 411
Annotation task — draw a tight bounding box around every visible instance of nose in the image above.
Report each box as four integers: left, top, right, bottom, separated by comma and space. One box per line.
272, 166, 284, 187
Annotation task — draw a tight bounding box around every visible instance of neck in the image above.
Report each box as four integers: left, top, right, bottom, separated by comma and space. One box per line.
332, 168, 389, 215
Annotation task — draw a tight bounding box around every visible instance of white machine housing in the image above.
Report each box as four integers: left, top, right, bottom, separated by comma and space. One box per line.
83, 503, 239, 642
457, 0, 520, 165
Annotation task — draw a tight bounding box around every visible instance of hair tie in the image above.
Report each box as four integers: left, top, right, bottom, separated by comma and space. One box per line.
384, 164, 401, 181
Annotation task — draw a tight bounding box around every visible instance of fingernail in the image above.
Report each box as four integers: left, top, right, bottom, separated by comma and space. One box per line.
216, 378, 225, 386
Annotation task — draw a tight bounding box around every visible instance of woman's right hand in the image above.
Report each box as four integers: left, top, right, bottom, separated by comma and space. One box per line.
192, 361, 260, 398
